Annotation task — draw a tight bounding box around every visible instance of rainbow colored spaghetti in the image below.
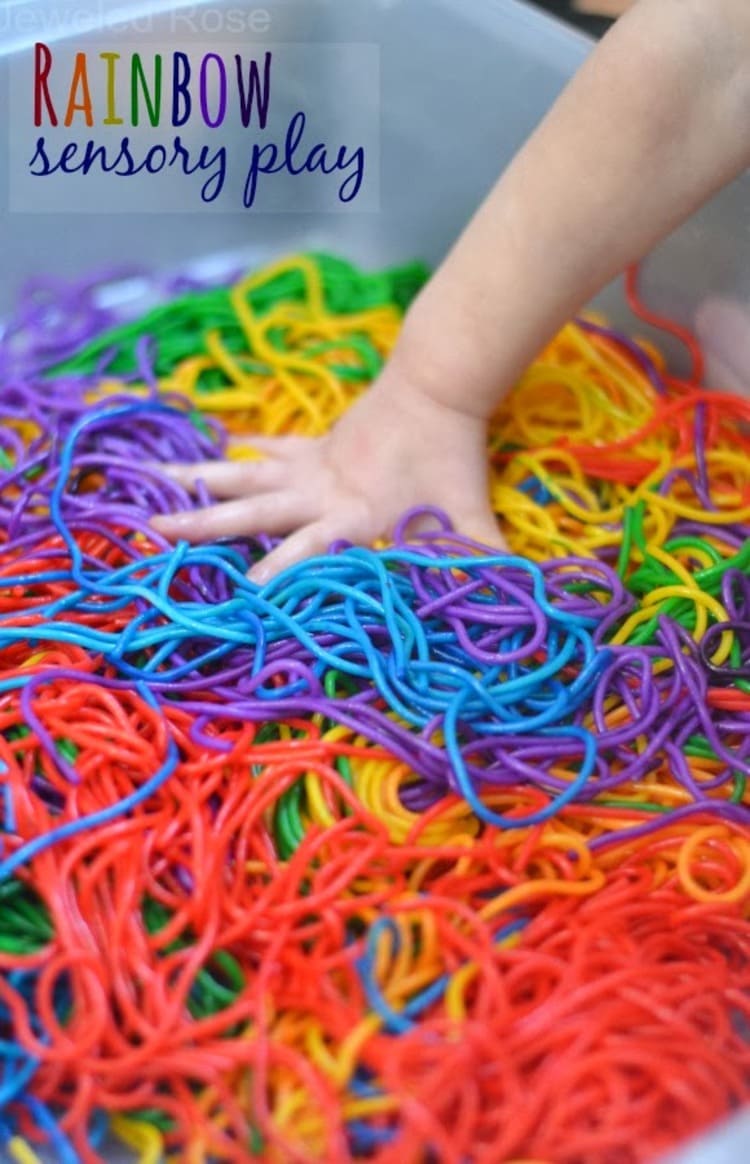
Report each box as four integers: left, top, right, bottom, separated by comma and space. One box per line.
0, 253, 748, 1163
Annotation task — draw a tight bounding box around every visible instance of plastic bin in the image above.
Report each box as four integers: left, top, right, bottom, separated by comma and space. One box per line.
0, 1, 748, 1160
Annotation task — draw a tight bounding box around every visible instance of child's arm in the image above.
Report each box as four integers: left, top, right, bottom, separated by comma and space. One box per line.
152, 0, 750, 580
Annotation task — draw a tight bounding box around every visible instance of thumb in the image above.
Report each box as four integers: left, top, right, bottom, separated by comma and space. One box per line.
248, 518, 340, 586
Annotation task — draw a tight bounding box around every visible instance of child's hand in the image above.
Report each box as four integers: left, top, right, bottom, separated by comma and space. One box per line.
151, 0, 750, 581
150, 366, 504, 582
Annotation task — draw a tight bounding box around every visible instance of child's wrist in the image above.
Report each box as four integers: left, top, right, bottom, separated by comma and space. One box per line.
388, 310, 503, 423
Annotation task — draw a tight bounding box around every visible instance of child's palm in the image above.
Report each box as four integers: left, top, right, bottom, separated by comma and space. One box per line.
151, 372, 504, 581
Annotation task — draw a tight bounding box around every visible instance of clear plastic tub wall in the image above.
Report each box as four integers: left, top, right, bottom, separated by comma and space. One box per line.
0, 1, 748, 1160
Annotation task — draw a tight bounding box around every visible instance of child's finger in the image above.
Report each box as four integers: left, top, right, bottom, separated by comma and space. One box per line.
225, 434, 317, 458
150, 492, 315, 542
249, 502, 372, 584
157, 458, 286, 498
249, 518, 342, 585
